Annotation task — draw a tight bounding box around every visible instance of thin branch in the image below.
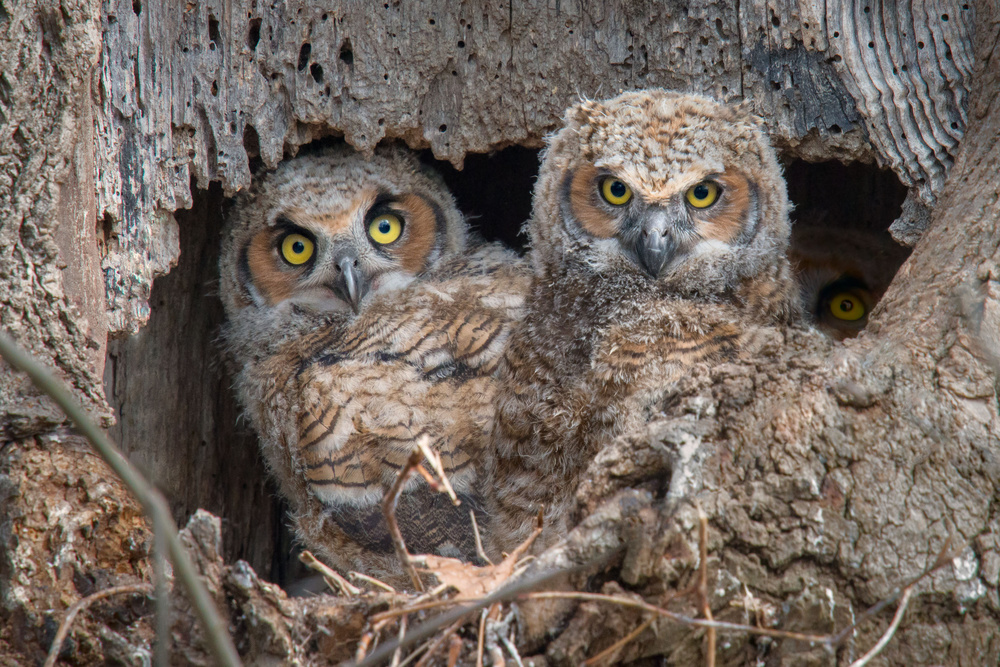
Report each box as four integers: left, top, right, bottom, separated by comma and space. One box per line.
370, 597, 464, 625
355, 563, 584, 667
152, 513, 171, 667
829, 535, 960, 645
383, 446, 427, 592
415, 436, 460, 505
414, 464, 443, 491
410, 583, 451, 605
396, 638, 433, 667
44, 584, 153, 667
390, 615, 408, 667
697, 508, 716, 667
0, 333, 242, 667
300, 550, 362, 596
349, 570, 397, 593
522, 592, 832, 644
413, 618, 465, 667
581, 616, 654, 667
446, 632, 463, 667
849, 588, 913, 667
470, 510, 494, 566
476, 607, 488, 667
499, 634, 524, 667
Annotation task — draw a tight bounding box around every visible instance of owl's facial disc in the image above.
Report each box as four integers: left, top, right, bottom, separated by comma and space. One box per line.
565, 163, 759, 279
242, 188, 448, 312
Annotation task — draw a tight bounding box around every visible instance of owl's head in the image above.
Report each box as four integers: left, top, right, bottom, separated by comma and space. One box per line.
220, 146, 465, 319
530, 90, 789, 298
789, 220, 909, 340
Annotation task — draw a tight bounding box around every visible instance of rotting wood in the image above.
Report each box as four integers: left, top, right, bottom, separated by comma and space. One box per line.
95, 0, 971, 332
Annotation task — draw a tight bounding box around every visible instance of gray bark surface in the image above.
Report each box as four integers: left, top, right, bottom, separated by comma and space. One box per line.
95, 0, 972, 332
0, 0, 996, 664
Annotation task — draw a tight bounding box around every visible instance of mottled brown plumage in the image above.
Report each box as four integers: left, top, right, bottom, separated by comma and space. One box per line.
219, 146, 528, 584
483, 91, 798, 554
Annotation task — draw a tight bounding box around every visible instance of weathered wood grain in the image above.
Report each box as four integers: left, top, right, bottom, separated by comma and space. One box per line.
95, 0, 974, 331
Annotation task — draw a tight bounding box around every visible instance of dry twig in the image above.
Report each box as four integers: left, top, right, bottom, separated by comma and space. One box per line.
522, 591, 833, 644
413, 618, 465, 667
44, 584, 154, 667
355, 617, 395, 663
355, 563, 580, 667
410, 582, 452, 605
830, 534, 958, 646
447, 632, 463, 667
470, 509, 494, 566
499, 633, 524, 667
476, 607, 489, 667
581, 616, 654, 667
415, 436, 461, 505
300, 550, 362, 596
390, 615, 408, 667
849, 588, 913, 667
349, 570, 398, 593
696, 507, 716, 667
383, 446, 428, 592
0, 333, 241, 667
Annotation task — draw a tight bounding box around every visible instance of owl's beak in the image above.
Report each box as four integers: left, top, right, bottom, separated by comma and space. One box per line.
330, 252, 368, 314
635, 210, 677, 278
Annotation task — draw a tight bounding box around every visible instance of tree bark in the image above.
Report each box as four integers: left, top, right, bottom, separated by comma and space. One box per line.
1, 0, 995, 664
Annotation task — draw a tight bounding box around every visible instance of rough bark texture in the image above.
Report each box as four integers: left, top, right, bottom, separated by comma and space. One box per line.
0, 0, 112, 435
0, 0, 996, 664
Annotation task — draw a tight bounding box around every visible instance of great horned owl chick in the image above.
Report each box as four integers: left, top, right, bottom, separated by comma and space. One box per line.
483, 91, 798, 554
220, 146, 529, 585
789, 218, 908, 340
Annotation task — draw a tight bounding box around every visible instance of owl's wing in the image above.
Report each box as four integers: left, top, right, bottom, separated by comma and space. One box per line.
291, 253, 527, 560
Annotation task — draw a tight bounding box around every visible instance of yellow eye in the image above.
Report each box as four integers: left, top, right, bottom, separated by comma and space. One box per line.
685, 181, 720, 209
600, 177, 633, 206
828, 292, 866, 321
368, 213, 403, 245
280, 233, 314, 265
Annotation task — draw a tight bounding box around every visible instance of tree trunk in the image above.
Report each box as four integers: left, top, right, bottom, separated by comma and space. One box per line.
1, 0, 995, 664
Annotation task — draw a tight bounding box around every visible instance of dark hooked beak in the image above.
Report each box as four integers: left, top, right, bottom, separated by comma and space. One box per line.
635, 210, 677, 278
330, 251, 368, 314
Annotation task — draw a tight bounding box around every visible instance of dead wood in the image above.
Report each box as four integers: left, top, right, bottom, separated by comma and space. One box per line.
1, 0, 998, 664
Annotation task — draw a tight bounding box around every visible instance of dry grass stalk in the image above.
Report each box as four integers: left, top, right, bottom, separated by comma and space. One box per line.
390, 615, 408, 667
581, 616, 654, 667
299, 550, 361, 596
413, 618, 466, 667
383, 446, 429, 592
415, 437, 461, 505
446, 632, 463, 667
522, 591, 835, 644
848, 587, 914, 667
476, 607, 489, 667
697, 508, 716, 667
349, 570, 398, 593
470, 509, 494, 566
499, 633, 524, 667
44, 584, 154, 667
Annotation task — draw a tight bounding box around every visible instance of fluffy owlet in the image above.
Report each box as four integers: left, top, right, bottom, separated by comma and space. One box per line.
484, 91, 798, 553
789, 219, 908, 340
219, 146, 528, 584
